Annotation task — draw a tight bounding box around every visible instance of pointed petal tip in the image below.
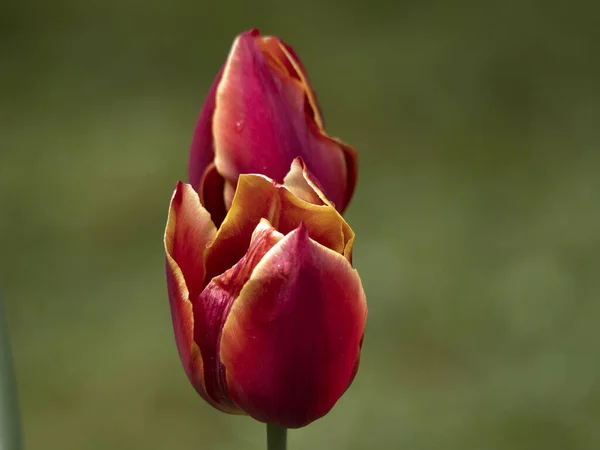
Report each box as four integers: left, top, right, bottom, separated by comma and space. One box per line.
283, 157, 329, 206
289, 220, 309, 247
233, 28, 261, 51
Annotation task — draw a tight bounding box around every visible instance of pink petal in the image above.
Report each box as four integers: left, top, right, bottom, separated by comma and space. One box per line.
212, 29, 351, 212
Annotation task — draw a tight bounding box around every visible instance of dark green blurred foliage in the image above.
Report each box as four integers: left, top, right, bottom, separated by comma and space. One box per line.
1, 0, 600, 448
1, 297, 22, 449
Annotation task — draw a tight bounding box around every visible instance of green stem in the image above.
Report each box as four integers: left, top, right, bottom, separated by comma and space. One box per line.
266, 423, 287, 450
0, 297, 22, 450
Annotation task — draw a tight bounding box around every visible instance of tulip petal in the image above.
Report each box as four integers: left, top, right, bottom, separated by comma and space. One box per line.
276, 181, 354, 258
164, 182, 217, 404
204, 171, 354, 284
220, 224, 368, 428
339, 139, 359, 214
192, 219, 283, 412
203, 174, 281, 284
189, 66, 224, 191
212, 29, 352, 212
282, 157, 328, 206
213, 29, 302, 182
257, 36, 324, 129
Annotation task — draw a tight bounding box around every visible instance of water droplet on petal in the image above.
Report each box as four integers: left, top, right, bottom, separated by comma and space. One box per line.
235, 120, 244, 132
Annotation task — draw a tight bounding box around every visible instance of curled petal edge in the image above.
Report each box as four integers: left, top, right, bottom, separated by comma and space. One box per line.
164, 182, 220, 409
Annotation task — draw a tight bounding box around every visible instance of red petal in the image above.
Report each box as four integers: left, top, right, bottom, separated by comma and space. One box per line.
303, 118, 357, 213
212, 29, 352, 212
213, 30, 301, 183
192, 219, 283, 412
189, 66, 224, 192
220, 224, 367, 428
164, 182, 217, 404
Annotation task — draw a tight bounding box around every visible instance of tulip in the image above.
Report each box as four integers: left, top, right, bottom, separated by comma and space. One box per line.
188, 29, 358, 226
165, 159, 367, 428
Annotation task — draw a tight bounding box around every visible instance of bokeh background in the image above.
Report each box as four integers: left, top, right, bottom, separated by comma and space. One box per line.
2, 0, 600, 448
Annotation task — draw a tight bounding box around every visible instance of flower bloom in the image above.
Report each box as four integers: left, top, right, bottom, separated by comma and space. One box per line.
165, 159, 367, 428
188, 29, 358, 226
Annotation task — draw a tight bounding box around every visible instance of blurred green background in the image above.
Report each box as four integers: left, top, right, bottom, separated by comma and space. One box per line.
2, 0, 600, 448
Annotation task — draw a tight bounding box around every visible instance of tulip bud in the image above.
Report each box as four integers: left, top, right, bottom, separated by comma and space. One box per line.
188, 29, 358, 225
165, 159, 367, 428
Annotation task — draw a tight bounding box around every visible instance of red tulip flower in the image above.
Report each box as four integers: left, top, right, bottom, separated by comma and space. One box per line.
188, 29, 358, 225
164, 159, 367, 429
